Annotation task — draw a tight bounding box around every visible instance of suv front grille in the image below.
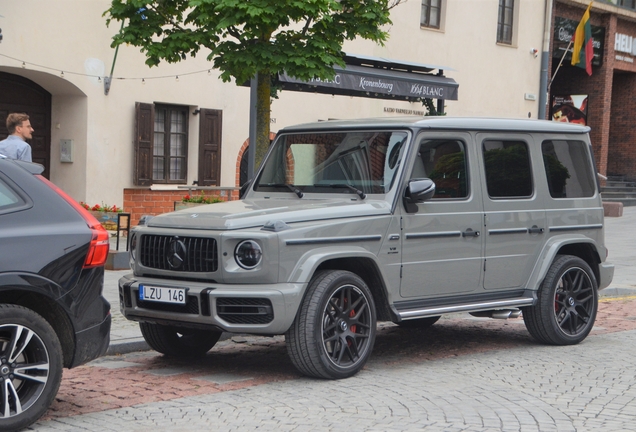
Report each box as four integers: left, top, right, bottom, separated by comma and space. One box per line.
140, 235, 218, 272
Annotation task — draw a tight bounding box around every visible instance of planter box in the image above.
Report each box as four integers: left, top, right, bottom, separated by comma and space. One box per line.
174, 202, 208, 211
89, 211, 120, 231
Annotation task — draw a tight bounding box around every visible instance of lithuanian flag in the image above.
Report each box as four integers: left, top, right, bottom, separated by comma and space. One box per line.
571, 2, 594, 76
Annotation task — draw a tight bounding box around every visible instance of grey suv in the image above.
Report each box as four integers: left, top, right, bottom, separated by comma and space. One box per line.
119, 117, 614, 379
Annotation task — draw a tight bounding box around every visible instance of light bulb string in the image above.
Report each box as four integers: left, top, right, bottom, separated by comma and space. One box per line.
0, 53, 213, 81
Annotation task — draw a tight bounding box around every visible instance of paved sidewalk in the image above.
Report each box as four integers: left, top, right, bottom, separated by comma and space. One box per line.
104, 206, 636, 355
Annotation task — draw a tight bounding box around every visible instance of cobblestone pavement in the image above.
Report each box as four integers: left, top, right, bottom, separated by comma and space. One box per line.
28, 295, 636, 431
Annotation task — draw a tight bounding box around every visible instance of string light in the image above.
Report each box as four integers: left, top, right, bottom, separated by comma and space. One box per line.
142, 78, 145, 85
0, 53, 213, 83
175, 75, 179, 82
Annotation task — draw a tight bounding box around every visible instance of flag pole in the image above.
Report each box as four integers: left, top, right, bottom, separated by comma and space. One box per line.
548, 39, 573, 92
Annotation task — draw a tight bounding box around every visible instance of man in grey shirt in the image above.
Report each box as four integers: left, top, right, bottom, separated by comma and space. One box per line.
0, 113, 34, 162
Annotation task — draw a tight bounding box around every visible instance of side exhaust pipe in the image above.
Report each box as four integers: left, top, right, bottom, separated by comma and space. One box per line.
469, 309, 522, 319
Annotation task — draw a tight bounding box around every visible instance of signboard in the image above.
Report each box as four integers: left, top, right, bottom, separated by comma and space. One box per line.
615, 32, 636, 64
278, 64, 459, 102
551, 95, 588, 126
553, 17, 604, 66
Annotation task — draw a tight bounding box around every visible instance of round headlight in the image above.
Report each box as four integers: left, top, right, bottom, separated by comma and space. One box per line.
234, 240, 262, 269
129, 233, 138, 264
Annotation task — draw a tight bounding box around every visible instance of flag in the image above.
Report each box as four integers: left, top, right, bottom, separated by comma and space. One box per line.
571, 2, 594, 76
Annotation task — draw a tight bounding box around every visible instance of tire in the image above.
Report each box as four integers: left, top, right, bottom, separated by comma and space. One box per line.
397, 316, 441, 329
523, 255, 598, 345
0, 304, 63, 432
285, 270, 377, 379
139, 323, 222, 357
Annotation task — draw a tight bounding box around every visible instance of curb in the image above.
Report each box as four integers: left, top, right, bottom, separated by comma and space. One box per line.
106, 332, 235, 356
106, 339, 150, 356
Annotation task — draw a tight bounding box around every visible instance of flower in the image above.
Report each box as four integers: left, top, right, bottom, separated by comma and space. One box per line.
181, 192, 222, 204
79, 202, 123, 213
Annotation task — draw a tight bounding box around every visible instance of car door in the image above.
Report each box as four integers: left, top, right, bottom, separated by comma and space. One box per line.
477, 133, 547, 290
399, 132, 484, 298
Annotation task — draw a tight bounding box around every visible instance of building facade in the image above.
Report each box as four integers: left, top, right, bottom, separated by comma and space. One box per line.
0, 1, 546, 223
550, 0, 636, 182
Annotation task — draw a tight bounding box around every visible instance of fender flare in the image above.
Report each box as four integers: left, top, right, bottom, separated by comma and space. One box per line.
525, 235, 602, 291
288, 246, 385, 285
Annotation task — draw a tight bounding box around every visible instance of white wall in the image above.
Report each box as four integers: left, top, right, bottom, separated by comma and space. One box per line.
0, 0, 547, 207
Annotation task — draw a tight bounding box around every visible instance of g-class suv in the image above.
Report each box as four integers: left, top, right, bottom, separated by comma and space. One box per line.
119, 117, 614, 380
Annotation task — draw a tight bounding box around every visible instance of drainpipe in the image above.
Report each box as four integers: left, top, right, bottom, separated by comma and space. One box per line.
538, 0, 554, 120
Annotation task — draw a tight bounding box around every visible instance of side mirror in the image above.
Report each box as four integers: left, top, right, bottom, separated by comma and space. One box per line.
403, 178, 436, 213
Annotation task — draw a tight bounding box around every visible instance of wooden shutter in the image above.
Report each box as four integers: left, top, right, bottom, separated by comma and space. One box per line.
134, 102, 154, 186
198, 109, 222, 186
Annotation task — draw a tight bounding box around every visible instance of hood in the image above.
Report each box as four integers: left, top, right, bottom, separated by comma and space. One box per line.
147, 197, 393, 230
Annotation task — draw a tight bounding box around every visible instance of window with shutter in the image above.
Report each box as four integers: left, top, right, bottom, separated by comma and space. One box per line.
134, 103, 190, 185
198, 109, 223, 186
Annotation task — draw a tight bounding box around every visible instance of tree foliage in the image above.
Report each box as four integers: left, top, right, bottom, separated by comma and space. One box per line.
105, 0, 402, 176
105, 0, 398, 86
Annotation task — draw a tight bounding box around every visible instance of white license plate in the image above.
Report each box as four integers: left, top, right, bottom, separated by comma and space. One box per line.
139, 285, 187, 305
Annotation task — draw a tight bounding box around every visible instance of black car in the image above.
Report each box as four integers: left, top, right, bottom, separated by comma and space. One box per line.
0, 156, 111, 431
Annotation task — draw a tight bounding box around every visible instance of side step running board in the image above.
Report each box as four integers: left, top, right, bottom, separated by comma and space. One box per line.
397, 298, 534, 321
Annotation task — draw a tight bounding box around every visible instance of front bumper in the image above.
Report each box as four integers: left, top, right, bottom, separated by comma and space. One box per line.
598, 262, 615, 290
118, 274, 306, 335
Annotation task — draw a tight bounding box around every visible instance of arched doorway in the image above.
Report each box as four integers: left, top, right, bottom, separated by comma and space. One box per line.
0, 72, 52, 178
237, 133, 276, 187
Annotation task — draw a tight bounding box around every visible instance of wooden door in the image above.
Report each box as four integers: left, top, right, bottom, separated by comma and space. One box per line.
0, 72, 51, 177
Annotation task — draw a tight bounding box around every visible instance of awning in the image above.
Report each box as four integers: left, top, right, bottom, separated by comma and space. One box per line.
276, 54, 458, 102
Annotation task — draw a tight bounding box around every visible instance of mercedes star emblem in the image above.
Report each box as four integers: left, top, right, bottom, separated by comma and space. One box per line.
166, 236, 187, 269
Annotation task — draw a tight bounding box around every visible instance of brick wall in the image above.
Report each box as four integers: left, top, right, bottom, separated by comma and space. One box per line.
123, 188, 238, 226
553, 2, 636, 180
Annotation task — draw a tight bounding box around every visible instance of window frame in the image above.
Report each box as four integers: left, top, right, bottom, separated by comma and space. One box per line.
421, 0, 442, 30
152, 104, 189, 184
497, 0, 515, 45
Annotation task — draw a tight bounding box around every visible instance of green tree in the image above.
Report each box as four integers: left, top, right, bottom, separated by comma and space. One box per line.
105, 0, 403, 169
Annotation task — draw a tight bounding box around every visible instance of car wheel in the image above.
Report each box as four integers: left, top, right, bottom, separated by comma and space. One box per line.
397, 316, 441, 329
139, 323, 222, 357
286, 270, 377, 379
523, 255, 598, 345
0, 304, 63, 432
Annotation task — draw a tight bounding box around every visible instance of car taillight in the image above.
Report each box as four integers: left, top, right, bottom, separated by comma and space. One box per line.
36, 175, 110, 268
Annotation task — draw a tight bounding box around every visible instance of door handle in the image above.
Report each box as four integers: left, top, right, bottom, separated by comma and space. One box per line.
528, 226, 544, 234
462, 229, 480, 238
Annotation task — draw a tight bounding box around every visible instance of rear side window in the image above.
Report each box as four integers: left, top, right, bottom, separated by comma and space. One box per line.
482, 140, 533, 198
0, 177, 25, 212
542, 140, 596, 198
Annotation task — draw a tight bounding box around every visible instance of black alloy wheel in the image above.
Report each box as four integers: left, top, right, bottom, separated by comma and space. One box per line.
286, 270, 377, 379
0, 304, 63, 432
523, 255, 598, 345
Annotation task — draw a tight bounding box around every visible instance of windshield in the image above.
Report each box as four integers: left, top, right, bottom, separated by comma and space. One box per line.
254, 130, 408, 195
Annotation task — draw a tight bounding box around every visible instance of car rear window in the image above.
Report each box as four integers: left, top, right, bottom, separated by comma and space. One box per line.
541, 140, 596, 198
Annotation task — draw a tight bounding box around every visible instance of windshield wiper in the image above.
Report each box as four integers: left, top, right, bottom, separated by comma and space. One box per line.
262, 183, 303, 198
314, 184, 366, 199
